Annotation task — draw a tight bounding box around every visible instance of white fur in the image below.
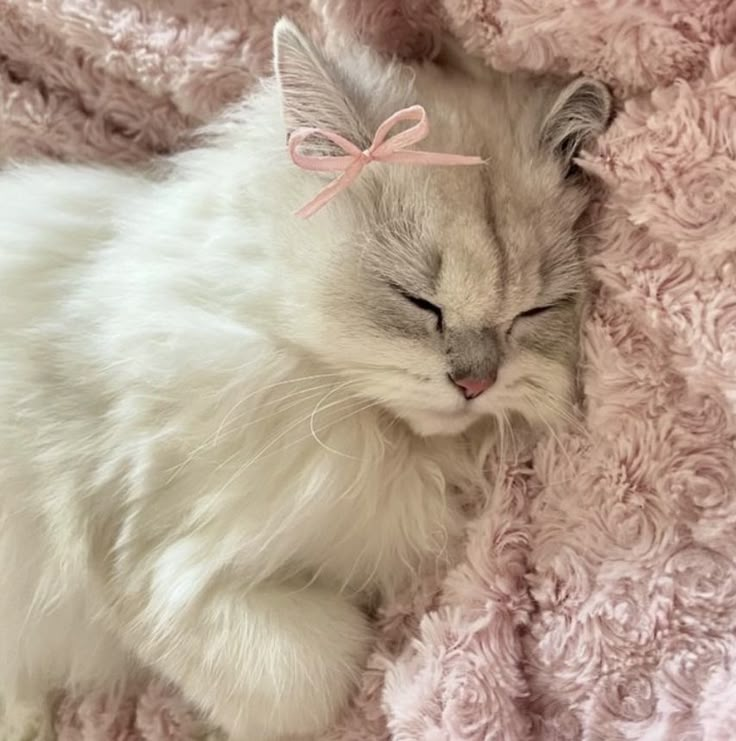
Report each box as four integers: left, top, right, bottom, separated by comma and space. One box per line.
0, 19, 609, 741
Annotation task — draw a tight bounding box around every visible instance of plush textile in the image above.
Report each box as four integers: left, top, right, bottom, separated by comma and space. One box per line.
2, 0, 736, 738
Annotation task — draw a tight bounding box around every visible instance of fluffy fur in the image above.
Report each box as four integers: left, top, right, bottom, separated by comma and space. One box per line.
0, 16, 610, 741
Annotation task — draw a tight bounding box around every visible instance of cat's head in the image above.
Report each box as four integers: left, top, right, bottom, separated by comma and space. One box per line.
269, 19, 612, 437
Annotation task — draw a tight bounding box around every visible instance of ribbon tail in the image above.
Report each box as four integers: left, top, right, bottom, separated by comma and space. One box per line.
294, 160, 365, 219
383, 151, 485, 166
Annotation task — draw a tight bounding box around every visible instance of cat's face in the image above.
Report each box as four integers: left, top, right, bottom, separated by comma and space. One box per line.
272, 20, 612, 436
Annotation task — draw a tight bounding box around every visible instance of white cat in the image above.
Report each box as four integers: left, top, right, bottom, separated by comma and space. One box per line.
0, 18, 611, 741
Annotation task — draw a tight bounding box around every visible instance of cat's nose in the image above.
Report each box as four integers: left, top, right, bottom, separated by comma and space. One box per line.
450, 373, 496, 400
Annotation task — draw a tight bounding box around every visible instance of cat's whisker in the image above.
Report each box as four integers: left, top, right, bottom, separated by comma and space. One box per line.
168, 380, 353, 474
217, 381, 348, 436
203, 388, 368, 485
211, 371, 362, 445
308, 380, 369, 460
542, 416, 578, 473
500, 409, 519, 464
527, 386, 593, 441
553, 409, 593, 441
521, 392, 584, 478
490, 413, 510, 500
165, 386, 344, 483
208, 390, 374, 499
291, 398, 384, 460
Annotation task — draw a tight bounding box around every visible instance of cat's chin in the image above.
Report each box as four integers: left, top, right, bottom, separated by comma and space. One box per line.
402, 408, 478, 438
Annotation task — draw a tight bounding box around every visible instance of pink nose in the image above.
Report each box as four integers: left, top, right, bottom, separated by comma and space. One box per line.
451, 374, 496, 400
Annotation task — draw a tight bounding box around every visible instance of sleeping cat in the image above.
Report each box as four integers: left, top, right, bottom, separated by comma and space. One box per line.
0, 18, 611, 741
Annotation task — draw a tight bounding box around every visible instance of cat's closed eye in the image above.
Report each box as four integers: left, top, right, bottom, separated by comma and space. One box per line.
507, 302, 558, 334
513, 293, 577, 327
516, 304, 555, 320
392, 285, 444, 332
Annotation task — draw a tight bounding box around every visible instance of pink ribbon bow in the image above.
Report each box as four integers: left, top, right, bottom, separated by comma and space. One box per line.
288, 105, 484, 219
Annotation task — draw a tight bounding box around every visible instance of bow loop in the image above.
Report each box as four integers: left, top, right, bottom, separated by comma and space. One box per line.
369, 105, 428, 159
288, 105, 484, 219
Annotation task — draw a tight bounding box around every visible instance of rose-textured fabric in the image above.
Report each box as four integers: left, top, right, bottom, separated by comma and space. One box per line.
2, 0, 736, 739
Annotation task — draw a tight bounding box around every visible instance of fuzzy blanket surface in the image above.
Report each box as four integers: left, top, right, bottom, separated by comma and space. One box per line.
2, 1, 736, 739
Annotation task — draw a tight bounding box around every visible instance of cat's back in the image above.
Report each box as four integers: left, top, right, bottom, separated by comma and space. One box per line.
0, 163, 148, 513
0, 163, 144, 319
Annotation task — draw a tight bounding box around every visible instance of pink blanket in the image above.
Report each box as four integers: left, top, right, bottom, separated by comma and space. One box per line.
2, 1, 736, 738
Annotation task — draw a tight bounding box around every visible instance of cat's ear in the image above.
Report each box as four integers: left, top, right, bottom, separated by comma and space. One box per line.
540, 78, 613, 169
272, 18, 367, 145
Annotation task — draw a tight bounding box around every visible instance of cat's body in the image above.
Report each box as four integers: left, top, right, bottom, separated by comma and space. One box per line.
0, 20, 611, 741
